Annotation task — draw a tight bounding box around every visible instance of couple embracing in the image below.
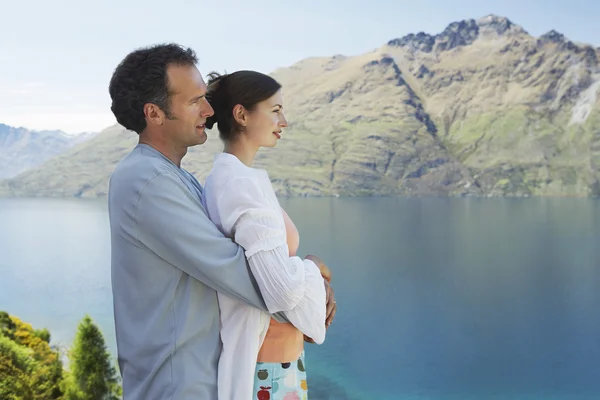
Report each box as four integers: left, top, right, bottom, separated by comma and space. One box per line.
107, 43, 337, 400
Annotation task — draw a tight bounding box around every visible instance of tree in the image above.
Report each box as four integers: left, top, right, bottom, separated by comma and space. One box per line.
0, 334, 35, 400
0, 312, 64, 400
63, 315, 121, 400
13, 315, 64, 399
0, 311, 16, 340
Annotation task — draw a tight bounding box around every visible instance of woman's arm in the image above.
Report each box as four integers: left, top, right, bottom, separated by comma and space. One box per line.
214, 176, 328, 343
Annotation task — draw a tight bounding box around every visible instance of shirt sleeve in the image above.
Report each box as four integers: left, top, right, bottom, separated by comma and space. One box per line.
248, 246, 327, 344
133, 171, 269, 312
216, 176, 327, 344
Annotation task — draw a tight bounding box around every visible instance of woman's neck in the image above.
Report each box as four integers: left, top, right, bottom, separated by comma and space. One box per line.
223, 138, 259, 167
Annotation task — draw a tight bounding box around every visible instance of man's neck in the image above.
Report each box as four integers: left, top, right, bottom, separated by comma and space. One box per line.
138, 134, 187, 167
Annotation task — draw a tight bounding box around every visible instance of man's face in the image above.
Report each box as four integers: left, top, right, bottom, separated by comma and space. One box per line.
162, 64, 214, 147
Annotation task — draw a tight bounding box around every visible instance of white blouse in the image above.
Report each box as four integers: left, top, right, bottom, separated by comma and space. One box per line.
202, 152, 327, 400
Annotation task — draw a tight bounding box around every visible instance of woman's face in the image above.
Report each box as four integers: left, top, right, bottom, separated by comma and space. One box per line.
242, 89, 288, 148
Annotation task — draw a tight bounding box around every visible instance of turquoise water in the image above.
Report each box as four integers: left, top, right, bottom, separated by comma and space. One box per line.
1, 197, 599, 399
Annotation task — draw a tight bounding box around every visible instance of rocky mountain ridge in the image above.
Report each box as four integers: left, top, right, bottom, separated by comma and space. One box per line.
0, 123, 95, 179
1, 14, 599, 198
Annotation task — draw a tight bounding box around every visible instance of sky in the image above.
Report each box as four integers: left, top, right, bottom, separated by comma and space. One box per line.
1, 0, 598, 134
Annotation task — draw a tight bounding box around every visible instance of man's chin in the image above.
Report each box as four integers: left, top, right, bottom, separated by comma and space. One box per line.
190, 132, 208, 146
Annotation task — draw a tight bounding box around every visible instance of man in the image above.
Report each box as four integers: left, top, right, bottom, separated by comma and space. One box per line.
107, 43, 336, 399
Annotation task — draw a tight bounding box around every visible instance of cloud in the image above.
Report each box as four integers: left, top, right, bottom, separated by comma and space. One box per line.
10, 82, 47, 95
21, 82, 45, 89
0, 112, 116, 134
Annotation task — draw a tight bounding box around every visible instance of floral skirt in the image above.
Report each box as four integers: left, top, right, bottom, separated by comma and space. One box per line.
252, 351, 308, 400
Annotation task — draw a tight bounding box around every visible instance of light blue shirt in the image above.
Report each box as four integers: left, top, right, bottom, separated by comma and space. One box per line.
108, 144, 281, 399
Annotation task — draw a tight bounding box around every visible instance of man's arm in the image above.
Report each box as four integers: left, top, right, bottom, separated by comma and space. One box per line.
133, 171, 271, 312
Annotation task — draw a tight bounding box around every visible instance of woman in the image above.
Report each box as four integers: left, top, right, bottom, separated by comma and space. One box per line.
202, 70, 333, 400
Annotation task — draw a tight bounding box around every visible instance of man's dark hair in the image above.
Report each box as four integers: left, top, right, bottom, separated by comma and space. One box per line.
205, 70, 282, 141
108, 43, 198, 134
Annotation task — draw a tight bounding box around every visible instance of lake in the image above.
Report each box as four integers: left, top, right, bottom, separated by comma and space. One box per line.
1, 196, 599, 399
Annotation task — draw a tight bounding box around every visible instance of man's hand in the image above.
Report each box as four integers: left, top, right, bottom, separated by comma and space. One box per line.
304, 335, 315, 343
324, 279, 336, 327
305, 255, 335, 324
302, 254, 336, 344
304, 254, 332, 282
304, 280, 336, 344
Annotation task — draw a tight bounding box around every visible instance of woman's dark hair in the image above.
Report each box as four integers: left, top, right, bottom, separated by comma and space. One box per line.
205, 70, 282, 141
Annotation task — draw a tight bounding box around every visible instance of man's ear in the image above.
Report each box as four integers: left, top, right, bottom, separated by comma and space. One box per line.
144, 103, 165, 126
232, 104, 248, 127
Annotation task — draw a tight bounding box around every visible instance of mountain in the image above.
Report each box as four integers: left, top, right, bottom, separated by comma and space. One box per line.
0, 124, 96, 179
1, 14, 599, 198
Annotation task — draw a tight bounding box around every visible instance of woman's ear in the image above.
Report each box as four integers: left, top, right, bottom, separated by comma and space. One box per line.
232, 104, 247, 127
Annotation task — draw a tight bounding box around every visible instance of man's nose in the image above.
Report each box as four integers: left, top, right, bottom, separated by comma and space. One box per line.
201, 98, 214, 118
